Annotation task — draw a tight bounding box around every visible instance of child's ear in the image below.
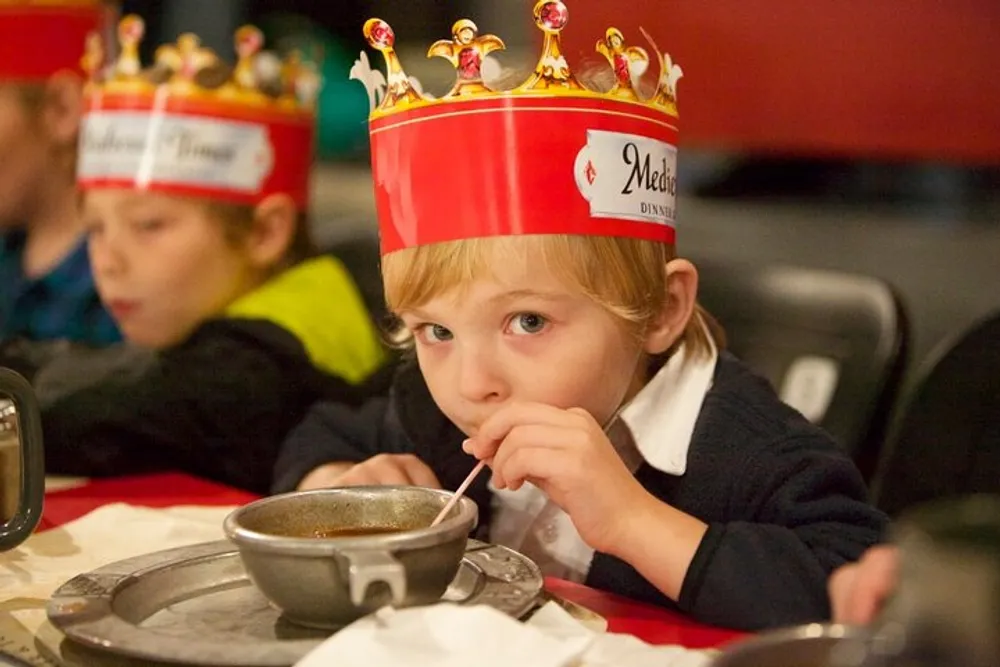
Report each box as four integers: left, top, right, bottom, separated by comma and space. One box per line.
247, 194, 297, 268
41, 73, 84, 148
643, 258, 699, 355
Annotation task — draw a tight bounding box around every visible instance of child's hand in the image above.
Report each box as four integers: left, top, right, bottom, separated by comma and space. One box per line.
297, 454, 441, 490
829, 545, 900, 625
464, 403, 649, 554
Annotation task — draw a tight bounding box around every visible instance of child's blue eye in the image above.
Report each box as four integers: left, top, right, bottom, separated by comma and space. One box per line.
510, 313, 547, 335
423, 324, 453, 343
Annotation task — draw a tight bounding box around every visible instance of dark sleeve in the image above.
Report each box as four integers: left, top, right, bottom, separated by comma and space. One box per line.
271, 397, 405, 494
0, 337, 73, 383
677, 436, 889, 630
41, 320, 368, 494
271, 359, 489, 512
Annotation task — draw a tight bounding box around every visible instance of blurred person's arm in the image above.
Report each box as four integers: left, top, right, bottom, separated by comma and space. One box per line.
40, 319, 375, 494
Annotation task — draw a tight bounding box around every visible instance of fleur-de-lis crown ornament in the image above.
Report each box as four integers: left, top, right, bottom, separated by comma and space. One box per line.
78, 15, 323, 214
85, 14, 322, 114
352, 0, 682, 120
354, 0, 686, 256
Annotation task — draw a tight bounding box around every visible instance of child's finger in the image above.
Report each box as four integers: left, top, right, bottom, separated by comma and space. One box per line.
828, 562, 860, 623
847, 547, 898, 624
495, 445, 565, 492
490, 422, 574, 478
474, 403, 585, 454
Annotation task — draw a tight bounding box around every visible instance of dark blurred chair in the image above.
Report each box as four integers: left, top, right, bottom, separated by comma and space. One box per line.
695, 259, 909, 481
870, 310, 1000, 517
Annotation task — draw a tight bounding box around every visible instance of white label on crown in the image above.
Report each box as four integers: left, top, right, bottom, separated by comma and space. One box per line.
79, 110, 274, 192
573, 129, 677, 227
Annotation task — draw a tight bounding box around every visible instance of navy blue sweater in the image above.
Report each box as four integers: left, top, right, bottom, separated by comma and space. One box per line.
273, 353, 888, 631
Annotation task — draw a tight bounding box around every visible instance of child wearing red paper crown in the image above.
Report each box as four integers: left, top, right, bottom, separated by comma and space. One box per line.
273, 2, 887, 630
0, 0, 121, 346
37, 16, 389, 493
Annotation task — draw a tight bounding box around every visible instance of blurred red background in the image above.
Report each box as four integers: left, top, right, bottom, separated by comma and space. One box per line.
555, 1, 1000, 164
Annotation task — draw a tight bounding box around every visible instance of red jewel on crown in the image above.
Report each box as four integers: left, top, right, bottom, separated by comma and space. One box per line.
458, 48, 481, 79
539, 2, 569, 31
237, 29, 263, 58
368, 20, 394, 49
614, 55, 630, 84
120, 16, 143, 41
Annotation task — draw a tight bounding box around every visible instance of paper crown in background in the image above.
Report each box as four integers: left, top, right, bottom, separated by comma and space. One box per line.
0, 0, 111, 81
353, 0, 684, 255
77, 15, 321, 210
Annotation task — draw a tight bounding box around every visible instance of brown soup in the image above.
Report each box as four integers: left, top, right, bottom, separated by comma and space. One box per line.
311, 526, 403, 538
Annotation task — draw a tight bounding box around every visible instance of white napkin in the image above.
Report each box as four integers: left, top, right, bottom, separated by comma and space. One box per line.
295, 600, 714, 667
0, 503, 235, 666
1, 502, 233, 603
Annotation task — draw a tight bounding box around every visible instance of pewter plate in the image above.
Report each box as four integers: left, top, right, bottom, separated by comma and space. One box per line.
45, 539, 543, 667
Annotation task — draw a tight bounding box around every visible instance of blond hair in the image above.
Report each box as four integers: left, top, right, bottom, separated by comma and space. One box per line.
382, 234, 724, 359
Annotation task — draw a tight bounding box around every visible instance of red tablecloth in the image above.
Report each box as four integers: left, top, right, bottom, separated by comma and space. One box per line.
39, 472, 747, 649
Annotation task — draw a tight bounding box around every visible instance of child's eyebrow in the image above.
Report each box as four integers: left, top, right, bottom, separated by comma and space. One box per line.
487, 289, 572, 305
399, 290, 573, 321
116, 196, 158, 216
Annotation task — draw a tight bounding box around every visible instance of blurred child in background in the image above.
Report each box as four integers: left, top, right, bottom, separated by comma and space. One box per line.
0, 0, 120, 349
40, 15, 388, 493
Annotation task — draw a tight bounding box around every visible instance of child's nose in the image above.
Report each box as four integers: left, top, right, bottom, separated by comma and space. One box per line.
456, 351, 507, 404
89, 238, 127, 278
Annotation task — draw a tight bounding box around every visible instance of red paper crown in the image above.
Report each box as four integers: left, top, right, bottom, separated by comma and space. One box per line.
0, 0, 111, 81
77, 15, 320, 210
354, 0, 683, 255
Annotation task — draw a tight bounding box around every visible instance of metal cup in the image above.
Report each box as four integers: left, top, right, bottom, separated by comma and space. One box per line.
224, 486, 478, 628
0, 367, 44, 551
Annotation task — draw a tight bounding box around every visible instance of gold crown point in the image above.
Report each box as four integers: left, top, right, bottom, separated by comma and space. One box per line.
295, 67, 322, 108
236, 25, 264, 56
114, 14, 144, 79
536, 1, 569, 32
363, 17, 424, 111
518, 0, 582, 92
428, 18, 506, 98
355, 3, 681, 119
280, 50, 301, 96
277, 50, 321, 108
233, 25, 264, 90
363, 18, 395, 52
638, 27, 682, 115
596, 27, 648, 100
152, 32, 217, 98
90, 16, 318, 115
81, 30, 105, 84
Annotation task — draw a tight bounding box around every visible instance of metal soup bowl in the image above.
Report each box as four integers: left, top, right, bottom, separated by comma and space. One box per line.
223, 486, 478, 629
711, 623, 872, 667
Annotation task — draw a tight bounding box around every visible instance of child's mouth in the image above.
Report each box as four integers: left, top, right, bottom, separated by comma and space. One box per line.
107, 299, 139, 319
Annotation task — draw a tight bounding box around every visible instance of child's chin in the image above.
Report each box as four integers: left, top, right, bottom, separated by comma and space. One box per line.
121, 327, 174, 350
